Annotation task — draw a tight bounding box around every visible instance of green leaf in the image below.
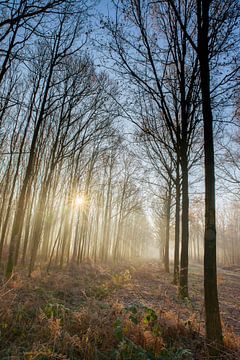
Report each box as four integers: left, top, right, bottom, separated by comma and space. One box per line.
129, 315, 139, 325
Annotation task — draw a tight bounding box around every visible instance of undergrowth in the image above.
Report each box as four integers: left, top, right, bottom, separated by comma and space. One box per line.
0, 261, 239, 359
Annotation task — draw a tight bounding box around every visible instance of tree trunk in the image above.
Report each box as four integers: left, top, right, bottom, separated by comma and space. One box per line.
164, 184, 172, 273
173, 162, 180, 284
197, 0, 223, 349
179, 31, 189, 298
5, 61, 54, 277
179, 150, 189, 298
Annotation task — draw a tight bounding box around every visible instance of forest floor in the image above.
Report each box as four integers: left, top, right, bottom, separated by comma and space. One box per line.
0, 260, 239, 360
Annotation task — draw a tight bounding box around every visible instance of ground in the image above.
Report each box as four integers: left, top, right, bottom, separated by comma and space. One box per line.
0, 261, 239, 359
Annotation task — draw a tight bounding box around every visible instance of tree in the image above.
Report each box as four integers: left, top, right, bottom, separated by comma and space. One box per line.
4, 1, 95, 276
104, 0, 202, 297
167, 0, 239, 351
0, 0, 69, 85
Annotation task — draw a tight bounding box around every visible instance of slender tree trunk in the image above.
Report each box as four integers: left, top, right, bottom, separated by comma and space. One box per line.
21, 190, 36, 265
72, 210, 81, 262
164, 184, 172, 273
6, 62, 54, 277
28, 184, 49, 275
60, 206, 71, 268
173, 163, 180, 284
197, 0, 223, 349
179, 30, 189, 297
101, 169, 112, 261
179, 150, 189, 298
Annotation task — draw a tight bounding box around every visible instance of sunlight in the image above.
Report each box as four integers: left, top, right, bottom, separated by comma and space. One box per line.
75, 194, 85, 207
1, 0, 239, 355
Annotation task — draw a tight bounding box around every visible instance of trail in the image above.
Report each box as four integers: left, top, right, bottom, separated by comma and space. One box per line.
190, 262, 240, 279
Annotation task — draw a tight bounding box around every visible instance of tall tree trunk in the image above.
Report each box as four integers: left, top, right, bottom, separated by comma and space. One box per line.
21, 190, 36, 265
179, 150, 189, 298
164, 183, 172, 273
60, 206, 71, 269
101, 168, 112, 261
6, 62, 54, 277
197, 0, 223, 349
0, 86, 37, 262
173, 162, 180, 284
179, 31, 189, 298
28, 184, 49, 275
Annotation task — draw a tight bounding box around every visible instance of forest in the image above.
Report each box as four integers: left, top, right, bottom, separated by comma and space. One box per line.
0, 0, 239, 359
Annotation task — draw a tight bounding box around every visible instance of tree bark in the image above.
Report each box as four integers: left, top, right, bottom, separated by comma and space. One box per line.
173, 161, 180, 284
179, 151, 189, 298
197, 0, 223, 349
164, 183, 172, 273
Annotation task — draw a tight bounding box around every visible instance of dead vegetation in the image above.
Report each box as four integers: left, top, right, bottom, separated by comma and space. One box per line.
0, 261, 239, 359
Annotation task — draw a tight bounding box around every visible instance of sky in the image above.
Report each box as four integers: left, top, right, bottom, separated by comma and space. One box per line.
92, 0, 239, 212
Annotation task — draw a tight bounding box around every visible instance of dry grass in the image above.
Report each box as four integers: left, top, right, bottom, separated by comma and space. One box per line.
0, 261, 239, 359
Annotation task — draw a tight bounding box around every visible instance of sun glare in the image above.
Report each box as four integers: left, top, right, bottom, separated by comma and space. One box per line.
75, 194, 85, 207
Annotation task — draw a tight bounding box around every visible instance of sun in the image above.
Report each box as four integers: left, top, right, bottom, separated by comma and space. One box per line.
75, 194, 85, 207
